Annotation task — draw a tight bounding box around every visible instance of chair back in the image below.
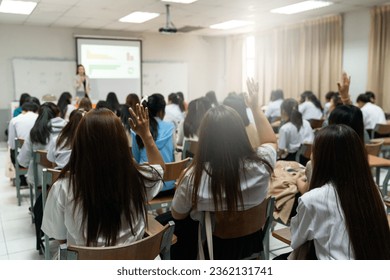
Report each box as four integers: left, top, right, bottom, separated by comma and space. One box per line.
366, 140, 384, 156
42, 168, 62, 260
182, 139, 198, 160
14, 138, 27, 206
163, 157, 191, 181
148, 158, 191, 212
295, 143, 312, 162
60, 221, 175, 260
309, 119, 324, 129
213, 197, 269, 239
372, 123, 390, 138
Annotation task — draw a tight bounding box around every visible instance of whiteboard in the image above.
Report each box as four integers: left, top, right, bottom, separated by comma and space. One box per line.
12, 58, 76, 101
142, 62, 188, 99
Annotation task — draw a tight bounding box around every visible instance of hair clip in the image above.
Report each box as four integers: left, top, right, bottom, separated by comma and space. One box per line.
141, 95, 148, 104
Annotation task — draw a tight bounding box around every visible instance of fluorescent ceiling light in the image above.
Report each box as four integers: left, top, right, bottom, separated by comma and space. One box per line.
161, 0, 198, 3
210, 20, 253, 30
0, 0, 37, 15
119, 11, 160, 23
271, 1, 333, 15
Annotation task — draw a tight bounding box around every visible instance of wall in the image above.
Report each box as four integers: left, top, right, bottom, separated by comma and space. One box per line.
0, 24, 226, 140
342, 8, 371, 102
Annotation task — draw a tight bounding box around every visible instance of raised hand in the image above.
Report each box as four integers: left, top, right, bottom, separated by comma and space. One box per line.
245, 78, 260, 110
337, 72, 351, 100
129, 103, 150, 140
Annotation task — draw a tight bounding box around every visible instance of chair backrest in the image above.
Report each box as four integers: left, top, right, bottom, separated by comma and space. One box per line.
163, 157, 191, 182
295, 143, 312, 162
372, 123, 390, 138
60, 221, 175, 260
366, 140, 384, 156
14, 138, 27, 206
181, 139, 198, 160
32, 150, 53, 189
309, 119, 324, 129
213, 197, 269, 239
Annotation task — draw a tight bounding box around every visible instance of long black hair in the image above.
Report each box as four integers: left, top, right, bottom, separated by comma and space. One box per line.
281, 98, 303, 131
136, 94, 166, 149
57, 91, 72, 119
30, 102, 60, 145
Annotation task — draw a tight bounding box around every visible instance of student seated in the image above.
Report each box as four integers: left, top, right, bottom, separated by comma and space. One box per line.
131, 94, 176, 192
298, 91, 323, 121
17, 102, 66, 188
171, 80, 277, 259
356, 92, 386, 137
42, 107, 165, 247
47, 109, 85, 169
278, 98, 314, 164
290, 125, 390, 259
264, 89, 284, 123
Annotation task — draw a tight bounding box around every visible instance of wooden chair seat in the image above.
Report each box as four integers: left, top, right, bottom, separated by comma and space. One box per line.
60, 221, 175, 260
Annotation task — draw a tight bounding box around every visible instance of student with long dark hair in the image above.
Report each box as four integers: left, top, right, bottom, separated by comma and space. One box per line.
47, 109, 86, 169
290, 124, 390, 259
57, 91, 76, 121
132, 93, 176, 192
176, 97, 211, 146
125, 93, 140, 112
106, 91, 121, 116
278, 98, 314, 162
171, 80, 277, 259
299, 91, 323, 120
42, 107, 165, 247
165, 92, 185, 128
17, 102, 66, 187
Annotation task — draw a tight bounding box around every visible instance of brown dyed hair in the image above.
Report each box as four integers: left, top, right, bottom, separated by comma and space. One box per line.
310, 124, 390, 259
186, 105, 272, 213
78, 97, 92, 112
61, 108, 151, 246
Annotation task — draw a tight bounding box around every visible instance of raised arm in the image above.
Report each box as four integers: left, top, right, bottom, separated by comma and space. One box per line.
245, 78, 277, 150
129, 104, 165, 170
337, 72, 352, 105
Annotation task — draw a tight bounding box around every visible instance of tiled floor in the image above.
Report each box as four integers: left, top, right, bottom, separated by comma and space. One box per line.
0, 141, 292, 260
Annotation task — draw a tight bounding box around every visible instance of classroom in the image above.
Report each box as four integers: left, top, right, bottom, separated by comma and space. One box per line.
0, 0, 389, 263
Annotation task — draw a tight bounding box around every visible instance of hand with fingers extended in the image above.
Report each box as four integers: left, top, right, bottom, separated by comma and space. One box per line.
337, 72, 351, 104
245, 78, 260, 111
129, 103, 151, 141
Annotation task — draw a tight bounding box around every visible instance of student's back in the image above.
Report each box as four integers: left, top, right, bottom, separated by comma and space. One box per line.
131, 94, 175, 191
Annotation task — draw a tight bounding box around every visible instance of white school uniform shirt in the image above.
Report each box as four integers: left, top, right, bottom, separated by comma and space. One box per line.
172, 144, 276, 222
47, 136, 71, 169
17, 117, 67, 186
41, 164, 164, 246
290, 183, 354, 259
298, 101, 323, 120
164, 103, 185, 129
360, 102, 386, 130
278, 120, 314, 154
7, 111, 38, 149
264, 99, 283, 120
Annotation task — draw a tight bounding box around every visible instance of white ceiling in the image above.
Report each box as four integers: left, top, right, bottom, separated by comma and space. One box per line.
0, 0, 389, 36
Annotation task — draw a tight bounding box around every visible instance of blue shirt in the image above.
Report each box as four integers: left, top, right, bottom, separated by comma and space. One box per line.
132, 118, 175, 191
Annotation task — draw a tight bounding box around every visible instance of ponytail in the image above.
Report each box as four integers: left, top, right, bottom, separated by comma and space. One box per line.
30, 102, 60, 145
135, 94, 165, 149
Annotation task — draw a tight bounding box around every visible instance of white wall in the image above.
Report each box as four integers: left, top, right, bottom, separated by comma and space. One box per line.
343, 9, 371, 102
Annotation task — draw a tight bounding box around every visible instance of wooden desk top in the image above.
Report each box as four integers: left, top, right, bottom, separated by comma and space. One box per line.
272, 215, 389, 246
272, 227, 291, 245
146, 214, 177, 244
368, 155, 390, 167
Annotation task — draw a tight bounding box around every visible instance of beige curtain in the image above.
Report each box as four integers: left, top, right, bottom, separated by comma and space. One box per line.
225, 35, 244, 95
367, 5, 390, 112
255, 15, 342, 105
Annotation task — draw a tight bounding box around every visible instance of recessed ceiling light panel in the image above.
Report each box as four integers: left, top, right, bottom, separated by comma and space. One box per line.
271, 1, 333, 15
0, 0, 37, 15
210, 20, 253, 30
119, 12, 160, 23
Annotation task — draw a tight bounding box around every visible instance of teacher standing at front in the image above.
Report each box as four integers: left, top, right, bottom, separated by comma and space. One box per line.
74, 64, 91, 98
